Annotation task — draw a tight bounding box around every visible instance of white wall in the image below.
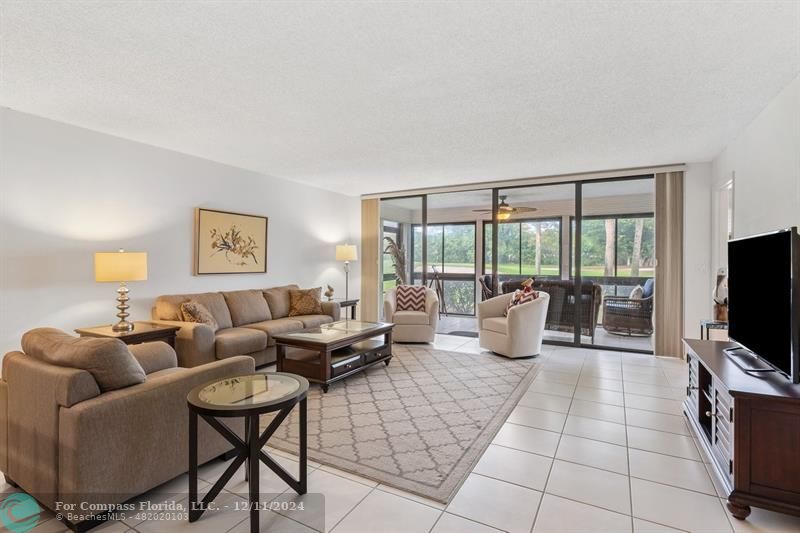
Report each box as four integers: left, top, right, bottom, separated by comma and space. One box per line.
0, 109, 361, 355
683, 163, 713, 338
711, 75, 800, 243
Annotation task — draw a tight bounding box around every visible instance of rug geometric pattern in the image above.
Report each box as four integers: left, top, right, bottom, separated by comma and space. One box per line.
263, 344, 538, 502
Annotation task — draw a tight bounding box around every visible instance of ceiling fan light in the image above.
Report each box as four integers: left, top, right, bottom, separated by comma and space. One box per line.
496, 212, 511, 221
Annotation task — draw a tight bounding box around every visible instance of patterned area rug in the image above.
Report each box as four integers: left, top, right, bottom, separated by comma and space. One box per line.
263, 344, 539, 503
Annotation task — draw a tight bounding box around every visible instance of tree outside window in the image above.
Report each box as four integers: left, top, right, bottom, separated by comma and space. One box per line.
484, 219, 561, 277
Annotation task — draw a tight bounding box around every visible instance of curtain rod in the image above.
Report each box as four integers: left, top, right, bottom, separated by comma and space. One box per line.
361, 164, 686, 200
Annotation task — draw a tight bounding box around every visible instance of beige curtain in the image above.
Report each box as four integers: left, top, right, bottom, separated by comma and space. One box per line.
654, 171, 684, 357
360, 199, 380, 322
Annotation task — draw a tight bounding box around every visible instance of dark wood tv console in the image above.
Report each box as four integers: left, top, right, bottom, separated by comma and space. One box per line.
683, 339, 800, 520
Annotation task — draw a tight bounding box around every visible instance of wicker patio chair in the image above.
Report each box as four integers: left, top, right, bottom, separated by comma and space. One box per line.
602, 279, 654, 336
478, 274, 494, 301
502, 278, 602, 343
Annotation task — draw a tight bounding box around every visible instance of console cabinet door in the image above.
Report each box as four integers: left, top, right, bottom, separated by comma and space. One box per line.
687, 355, 699, 413
711, 378, 733, 485
734, 395, 800, 510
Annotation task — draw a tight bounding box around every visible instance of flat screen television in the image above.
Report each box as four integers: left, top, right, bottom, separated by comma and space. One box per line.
727, 227, 799, 383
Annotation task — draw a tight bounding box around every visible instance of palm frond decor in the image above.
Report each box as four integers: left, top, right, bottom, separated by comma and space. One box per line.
383, 236, 407, 285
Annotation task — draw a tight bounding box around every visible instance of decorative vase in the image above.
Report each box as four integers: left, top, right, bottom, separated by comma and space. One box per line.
324, 284, 335, 301
712, 268, 728, 322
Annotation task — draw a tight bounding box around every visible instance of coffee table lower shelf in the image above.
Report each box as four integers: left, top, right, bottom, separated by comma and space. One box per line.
276, 338, 392, 392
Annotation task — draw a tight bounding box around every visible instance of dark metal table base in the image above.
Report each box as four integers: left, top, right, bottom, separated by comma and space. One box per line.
188, 398, 307, 533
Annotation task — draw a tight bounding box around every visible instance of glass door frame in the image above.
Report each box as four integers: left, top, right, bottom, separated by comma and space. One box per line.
409, 221, 478, 317
379, 173, 654, 354
495, 173, 655, 354
379, 194, 427, 316
480, 216, 564, 279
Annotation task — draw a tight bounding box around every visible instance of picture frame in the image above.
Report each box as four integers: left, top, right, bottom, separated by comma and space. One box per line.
195, 208, 268, 274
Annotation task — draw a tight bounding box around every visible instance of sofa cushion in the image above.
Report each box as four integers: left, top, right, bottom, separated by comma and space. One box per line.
21, 328, 146, 392
215, 328, 268, 358
158, 292, 233, 329
128, 342, 178, 374
243, 318, 304, 346
629, 285, 644, 299
181, 300, 219, 331
288, 287, 323, 317
192, 292, 234, 330
295, 314, 334, 328
482, 317, 508, 334
392, 310, 430, 326
643, 278, 655, 299
263, 285, 299, 319
223, 289, 272, 326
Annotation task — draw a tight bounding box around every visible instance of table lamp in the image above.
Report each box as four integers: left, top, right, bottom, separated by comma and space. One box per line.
335, 244, 358, 301
95, 250, 148, 332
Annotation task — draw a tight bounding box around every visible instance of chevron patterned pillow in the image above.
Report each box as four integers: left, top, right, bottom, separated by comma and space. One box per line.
505, 287, 539, 316
396, 285, 426, 312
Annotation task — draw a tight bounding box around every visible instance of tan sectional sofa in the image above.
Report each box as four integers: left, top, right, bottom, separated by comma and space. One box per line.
151, 284, 341, 368
0, 331, 254, 526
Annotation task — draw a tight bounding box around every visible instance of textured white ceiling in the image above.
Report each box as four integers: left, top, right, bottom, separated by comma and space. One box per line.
2, 1, 798, 196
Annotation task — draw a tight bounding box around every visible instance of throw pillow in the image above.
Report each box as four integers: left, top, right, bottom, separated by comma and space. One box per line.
21, 327, 146, 392
505, 286, 539, 315
288, 287, 323, 316
396, 285, 426, 312
629, 285, 644, 299
181, 300, 219, 330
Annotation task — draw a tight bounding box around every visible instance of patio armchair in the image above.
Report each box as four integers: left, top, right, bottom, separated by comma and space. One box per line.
602, 278, 654, 336
478, 274, 494, 301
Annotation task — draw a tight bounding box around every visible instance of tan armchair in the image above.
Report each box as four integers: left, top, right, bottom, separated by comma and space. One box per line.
384, 287, 439, 342
478, 291, 550, 358
0, 331, 253, 530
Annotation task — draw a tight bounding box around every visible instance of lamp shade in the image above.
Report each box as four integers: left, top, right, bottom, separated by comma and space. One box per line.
336, 244, 358, 262
94, 251, 148, 282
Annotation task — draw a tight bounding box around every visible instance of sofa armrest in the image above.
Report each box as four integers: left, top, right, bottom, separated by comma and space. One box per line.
4, 351, 100, 408
478, 292, 514, 323
321, 301, 341, 321
129, 342, 178, 374
149, 320, 215, 368
384, 290, 397, 321
58, 356, 255, 509
1, 351, 102, 508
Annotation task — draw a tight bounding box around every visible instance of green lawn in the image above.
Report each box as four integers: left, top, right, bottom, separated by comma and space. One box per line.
383, 263, 653, 286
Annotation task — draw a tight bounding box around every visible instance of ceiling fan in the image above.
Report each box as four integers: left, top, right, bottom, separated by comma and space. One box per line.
472, 195, 537, 220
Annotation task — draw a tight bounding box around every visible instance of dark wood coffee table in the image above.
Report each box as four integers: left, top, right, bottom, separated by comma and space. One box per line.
273, 320, 393, 392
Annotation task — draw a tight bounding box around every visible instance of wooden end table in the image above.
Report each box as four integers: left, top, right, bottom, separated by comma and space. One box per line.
700, 319, 728, 340
331, 298, 359, 320
273, 320, 393, 392
75, 321, 180, 347
187, 373, 308, 533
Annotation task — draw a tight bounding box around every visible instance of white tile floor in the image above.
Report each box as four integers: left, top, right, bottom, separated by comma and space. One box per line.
15, 335, 800, 533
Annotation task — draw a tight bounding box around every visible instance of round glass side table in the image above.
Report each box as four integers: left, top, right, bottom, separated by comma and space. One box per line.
187, 373, 308, 533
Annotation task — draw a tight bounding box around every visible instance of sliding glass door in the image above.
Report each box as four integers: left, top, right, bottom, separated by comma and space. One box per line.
411, 222, 476, 315
379, 196, 424, 317
577, 178, 655, 351
493, 183, 576, 345
377, 176, 655, 353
